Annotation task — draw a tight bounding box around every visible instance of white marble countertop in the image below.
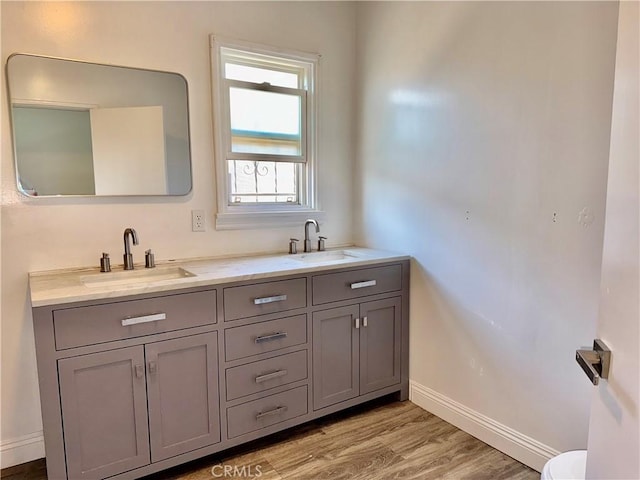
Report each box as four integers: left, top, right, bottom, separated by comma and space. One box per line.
29, 247, 409, 307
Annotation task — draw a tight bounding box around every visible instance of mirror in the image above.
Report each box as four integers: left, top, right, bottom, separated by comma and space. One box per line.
6, 54, 192, 197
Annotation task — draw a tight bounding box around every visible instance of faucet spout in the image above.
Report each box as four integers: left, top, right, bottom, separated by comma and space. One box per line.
303, 219, 319, 253
123, 228, 139, 270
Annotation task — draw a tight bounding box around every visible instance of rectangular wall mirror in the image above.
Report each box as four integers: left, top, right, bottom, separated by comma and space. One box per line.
6, 54, 192, 197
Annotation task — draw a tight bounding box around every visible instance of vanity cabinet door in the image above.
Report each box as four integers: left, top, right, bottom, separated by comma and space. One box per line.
312, 305, 360, 410
146, 332, 220, 462
58, 347, 150, 480
359, 297, 402, 395
312, 298, 402, 410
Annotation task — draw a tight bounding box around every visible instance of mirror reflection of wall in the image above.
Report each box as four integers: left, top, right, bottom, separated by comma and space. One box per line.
90, 106, 167, 195
14, 106, 95, 196
7, 54, 192, 197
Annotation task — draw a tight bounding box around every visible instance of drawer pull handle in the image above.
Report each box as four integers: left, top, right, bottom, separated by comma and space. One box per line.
255, 332, 288, 343
134, 365, 144, 378
121, 313, 166, 327
256, 406, 288, 420
255, 369, 288, 383
350, 280, 377, 290
254, 294, 288, 305
363, 316, 368, 327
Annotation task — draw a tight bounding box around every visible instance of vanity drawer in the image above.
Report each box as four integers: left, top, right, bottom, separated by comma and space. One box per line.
227, 386, 308, 438
53, 290, 217, 350
312, 264, 402, 305
223, 278, 306, 321
224, 314, 307, 362
226, 350, 308, 401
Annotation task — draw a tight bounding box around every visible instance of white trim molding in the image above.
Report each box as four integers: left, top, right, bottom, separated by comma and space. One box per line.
0, 431, 44, 469
410, 380, 560, 472
216, 209, 326, 231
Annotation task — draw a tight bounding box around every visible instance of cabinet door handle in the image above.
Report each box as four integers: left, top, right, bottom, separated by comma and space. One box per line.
350, 280, 376, 290
254, 294, 287, 305
255, 406, 287, 419
255, 332, 287, 343
148, 361, 157, 375
134, 364, 144, 378
355, 317, 360, 329
255, 369, 288, 383
363, 316, 368, 327
121, 313, 166, 327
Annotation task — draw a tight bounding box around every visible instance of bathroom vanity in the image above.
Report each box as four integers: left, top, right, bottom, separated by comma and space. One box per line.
29, 248, 409, 480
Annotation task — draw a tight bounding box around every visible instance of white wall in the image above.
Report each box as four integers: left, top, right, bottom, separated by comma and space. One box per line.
91, 106, 167, 195
355, 1, 618, 470
586, 2, 639, 478
0, 1, 356, 467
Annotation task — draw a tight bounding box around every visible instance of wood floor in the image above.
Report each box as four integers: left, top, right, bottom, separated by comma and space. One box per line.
2, 398, 540, 480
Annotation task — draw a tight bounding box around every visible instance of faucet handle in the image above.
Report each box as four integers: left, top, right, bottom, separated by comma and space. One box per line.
145, 249, 155, 269
318, 236, 327, 252
100, 253, 111, 273
289, 238, 299, 255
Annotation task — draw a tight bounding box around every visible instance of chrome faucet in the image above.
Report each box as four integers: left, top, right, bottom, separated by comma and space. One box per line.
123, 228, 139, 270
303, 219, 319, 253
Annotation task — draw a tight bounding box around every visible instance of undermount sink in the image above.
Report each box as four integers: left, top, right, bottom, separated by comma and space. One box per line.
292, 250, 364, 263
81, 266, 196, 288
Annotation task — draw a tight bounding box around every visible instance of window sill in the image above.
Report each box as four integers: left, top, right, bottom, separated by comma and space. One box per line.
215, 209, 326, 230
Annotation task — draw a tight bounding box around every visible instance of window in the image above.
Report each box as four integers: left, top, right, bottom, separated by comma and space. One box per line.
211, 36, 322, 229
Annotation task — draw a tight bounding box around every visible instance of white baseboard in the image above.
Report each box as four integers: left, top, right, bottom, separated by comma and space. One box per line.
0, 431, 45, 469
410, 380, 560, 472
0, 386, 559, 472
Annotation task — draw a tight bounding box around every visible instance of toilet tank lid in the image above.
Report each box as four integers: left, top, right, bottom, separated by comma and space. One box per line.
549, 450, 587, 480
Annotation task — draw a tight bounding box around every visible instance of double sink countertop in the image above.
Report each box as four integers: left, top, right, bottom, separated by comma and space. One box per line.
29, 247, 410, 307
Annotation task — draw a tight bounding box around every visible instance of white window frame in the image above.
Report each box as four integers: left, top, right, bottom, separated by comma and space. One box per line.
210, 36, 324, 230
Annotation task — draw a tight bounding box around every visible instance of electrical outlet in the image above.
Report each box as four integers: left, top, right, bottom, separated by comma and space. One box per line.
191, 210, 205, 232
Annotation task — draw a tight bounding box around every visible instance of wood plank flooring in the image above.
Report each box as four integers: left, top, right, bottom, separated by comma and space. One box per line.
2, 398, 540, 480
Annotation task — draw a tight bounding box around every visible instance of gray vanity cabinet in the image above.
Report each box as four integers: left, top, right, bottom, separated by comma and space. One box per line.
222, 278, 311, 441
58, 347, 150, 480
312, 296, 402, 410
312, 305, 360, 409
58, 332, 220, 479
32, 259, 409, 480
359, 297, 402, 394
145, 332, 220, 462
